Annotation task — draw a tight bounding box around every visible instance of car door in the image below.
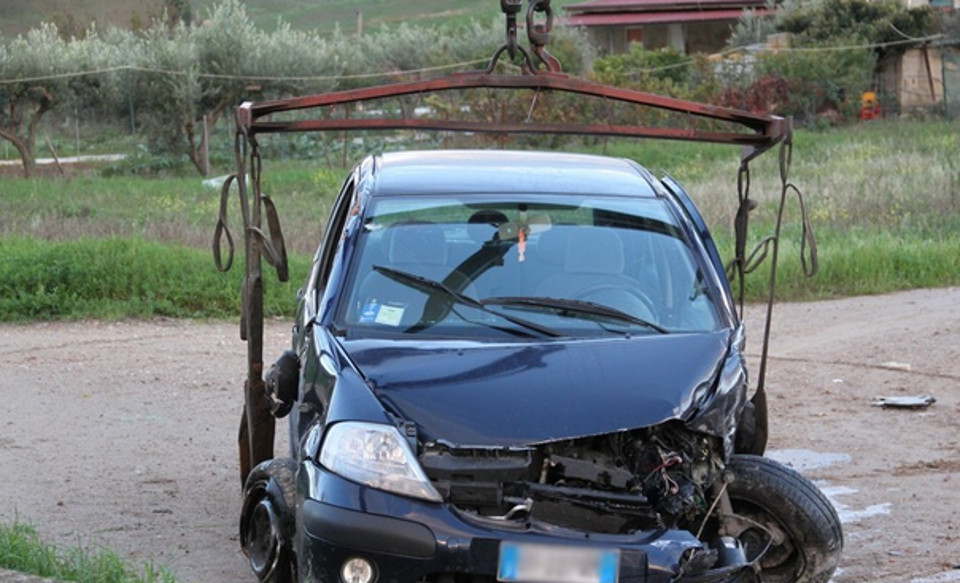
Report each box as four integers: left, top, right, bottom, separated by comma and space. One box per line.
289, 170, 360, 451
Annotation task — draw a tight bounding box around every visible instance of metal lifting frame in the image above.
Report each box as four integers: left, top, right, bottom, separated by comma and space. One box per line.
215, 0, 816, 482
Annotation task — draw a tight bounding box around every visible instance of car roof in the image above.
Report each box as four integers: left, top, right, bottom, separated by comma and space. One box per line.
367, 150, 661, 198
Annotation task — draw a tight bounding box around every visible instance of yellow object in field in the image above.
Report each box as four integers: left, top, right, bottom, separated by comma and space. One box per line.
860, 91, 880, 120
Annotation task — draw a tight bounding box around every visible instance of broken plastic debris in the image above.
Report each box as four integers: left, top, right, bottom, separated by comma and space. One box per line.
871, 395, 936, 409
879, 361, 912, 372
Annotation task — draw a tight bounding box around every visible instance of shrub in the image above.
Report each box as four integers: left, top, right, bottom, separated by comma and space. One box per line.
592, 45, 691, 87
754, 44, 875, 123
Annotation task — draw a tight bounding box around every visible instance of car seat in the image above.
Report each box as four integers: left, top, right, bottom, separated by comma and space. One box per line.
535, 227, 658, 323
353, 221, 474, 329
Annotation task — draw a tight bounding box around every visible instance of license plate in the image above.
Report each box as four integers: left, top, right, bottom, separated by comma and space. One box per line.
497, 542, 619, 583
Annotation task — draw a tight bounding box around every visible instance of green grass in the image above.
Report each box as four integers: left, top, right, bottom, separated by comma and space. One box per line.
0, 521, 176, 583
1, 118, 958, 322
586, 119, 960, 231
0, 0, 585, 36
0, 0, 159, 37
0, 237, 309, 321
721, 229, 960, 302
0, 161, 343, 255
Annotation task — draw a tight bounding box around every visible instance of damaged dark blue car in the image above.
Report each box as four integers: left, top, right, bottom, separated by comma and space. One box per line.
239, 150, 843, 583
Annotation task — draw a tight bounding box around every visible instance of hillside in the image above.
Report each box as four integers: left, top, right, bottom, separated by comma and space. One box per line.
0, 0, 581, 37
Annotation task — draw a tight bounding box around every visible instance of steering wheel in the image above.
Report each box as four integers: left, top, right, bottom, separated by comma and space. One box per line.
573, 284, 658, 324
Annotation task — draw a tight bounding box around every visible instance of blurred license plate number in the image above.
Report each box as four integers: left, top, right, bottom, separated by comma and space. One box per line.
498, 542, 619, 583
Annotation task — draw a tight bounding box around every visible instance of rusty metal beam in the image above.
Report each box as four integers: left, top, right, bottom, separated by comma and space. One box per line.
239, 72, 790, 156
254, 118, 773, 147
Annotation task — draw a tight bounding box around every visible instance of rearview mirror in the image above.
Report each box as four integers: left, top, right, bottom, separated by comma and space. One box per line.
497, 214, 552, 240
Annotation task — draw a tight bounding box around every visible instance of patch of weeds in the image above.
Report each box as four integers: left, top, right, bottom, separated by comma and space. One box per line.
0, 521, 178, 583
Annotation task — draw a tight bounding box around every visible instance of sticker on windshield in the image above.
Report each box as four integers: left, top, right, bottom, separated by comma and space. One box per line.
359, 299, 405, 326
375, 304, 405, 326
359, 299, 381, 323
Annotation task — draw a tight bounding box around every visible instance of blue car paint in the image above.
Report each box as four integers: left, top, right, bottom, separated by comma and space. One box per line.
282, 150, 754, 583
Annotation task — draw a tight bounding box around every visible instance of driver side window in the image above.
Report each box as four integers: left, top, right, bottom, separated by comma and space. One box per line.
309, 176, 357, 299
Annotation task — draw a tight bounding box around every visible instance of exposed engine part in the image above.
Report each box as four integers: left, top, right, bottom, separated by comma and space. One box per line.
489, 498, 533, 521
421, 422, 725, 535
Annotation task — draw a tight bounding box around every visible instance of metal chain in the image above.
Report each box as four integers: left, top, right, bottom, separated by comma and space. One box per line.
527, 0, 561, 72
486, 0, 561, 74
501, 0, 522, 62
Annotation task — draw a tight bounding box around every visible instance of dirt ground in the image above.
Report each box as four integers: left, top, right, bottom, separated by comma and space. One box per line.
1, 287, 959, 583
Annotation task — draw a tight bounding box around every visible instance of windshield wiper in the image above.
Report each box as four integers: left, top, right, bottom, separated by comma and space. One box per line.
372, 266, 564, 337
482, 296, 668, 334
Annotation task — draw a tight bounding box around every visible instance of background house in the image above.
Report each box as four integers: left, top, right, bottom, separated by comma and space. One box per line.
881, 42, 960, 116
565, 0, 959, 117
563, 0, 772, 55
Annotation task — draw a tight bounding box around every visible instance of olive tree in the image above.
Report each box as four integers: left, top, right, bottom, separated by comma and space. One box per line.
111, 0, 257, 175
66, 27, 126, 133
128, 0, 345, 175
122, 21, 202, 169
249, 21, 342, 99
0, 24, 125, 177
183, 0, 262, 174
0, 24, 96, 177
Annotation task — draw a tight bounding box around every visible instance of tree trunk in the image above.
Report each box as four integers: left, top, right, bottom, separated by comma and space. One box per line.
24, 90, 54, 179
186, 100, 229, 177
0, 129, 36, 179
184, 119, 206, 176
18, 145, 36, 179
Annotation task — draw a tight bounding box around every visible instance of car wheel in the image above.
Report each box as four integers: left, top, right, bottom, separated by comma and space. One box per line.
240, 458, 297, 583
725, 455, 843, 583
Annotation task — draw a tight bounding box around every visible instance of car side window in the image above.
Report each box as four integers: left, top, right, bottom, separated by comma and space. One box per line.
310, 176, 357, 298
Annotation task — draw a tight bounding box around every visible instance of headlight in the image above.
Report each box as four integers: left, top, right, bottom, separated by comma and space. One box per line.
319, 421, 442, 503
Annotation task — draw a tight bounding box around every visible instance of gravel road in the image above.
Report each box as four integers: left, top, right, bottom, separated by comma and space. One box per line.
1, 287, 958, 583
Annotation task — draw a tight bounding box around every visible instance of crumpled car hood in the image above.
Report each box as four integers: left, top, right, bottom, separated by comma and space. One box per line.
340, 331, 732, 446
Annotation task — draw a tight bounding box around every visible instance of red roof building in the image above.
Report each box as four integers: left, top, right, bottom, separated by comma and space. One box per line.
564, 0, 773, 54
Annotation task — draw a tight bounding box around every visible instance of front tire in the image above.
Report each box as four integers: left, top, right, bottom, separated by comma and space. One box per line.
725, 455, 843, 583
240, 458, 297, 583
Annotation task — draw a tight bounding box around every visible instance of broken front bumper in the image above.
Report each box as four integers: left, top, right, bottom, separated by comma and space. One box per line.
294, 461, 752, 583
